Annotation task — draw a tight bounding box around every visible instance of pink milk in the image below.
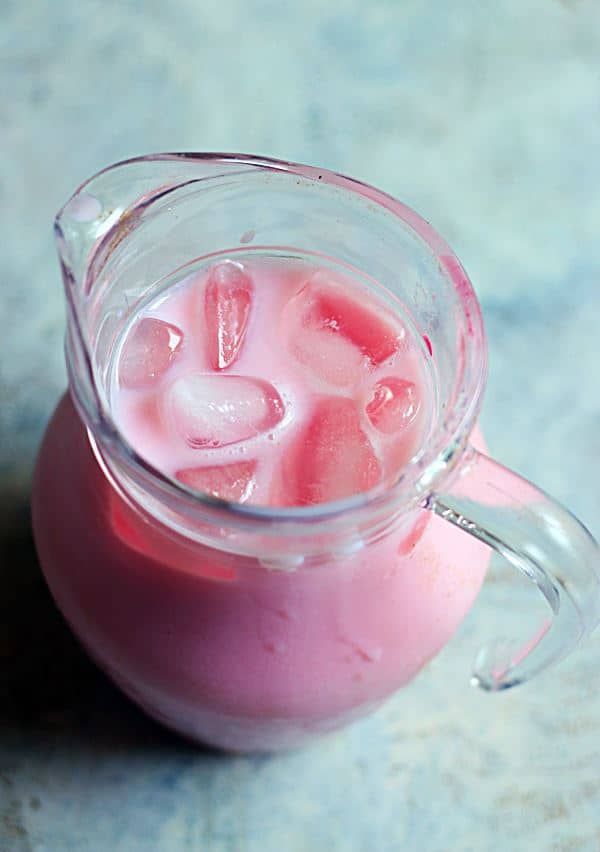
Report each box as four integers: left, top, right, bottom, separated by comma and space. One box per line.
112, 256, 430, 508
32, 256, 490, 751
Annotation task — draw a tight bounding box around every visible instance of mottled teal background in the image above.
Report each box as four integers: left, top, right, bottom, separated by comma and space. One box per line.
2, 2, 600, 850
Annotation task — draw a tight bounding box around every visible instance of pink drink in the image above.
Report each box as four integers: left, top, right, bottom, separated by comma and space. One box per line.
33, 253, 490, 751
112, 256, 429, 508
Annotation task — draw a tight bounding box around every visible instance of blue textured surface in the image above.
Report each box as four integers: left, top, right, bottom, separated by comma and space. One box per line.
2, 1, 600, 850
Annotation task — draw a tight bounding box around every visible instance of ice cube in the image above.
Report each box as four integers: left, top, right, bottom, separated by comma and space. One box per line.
119, 317, 183, 389
281, 288, 364, 389
176, 460, 257, 503
165, 373, 284, 448
282, 273, 406, 388
281, 397, 381, 505
298, 273, 405, 365
204, 261, 253, 370
365, 378, 419, 434
289, 325, 366, 388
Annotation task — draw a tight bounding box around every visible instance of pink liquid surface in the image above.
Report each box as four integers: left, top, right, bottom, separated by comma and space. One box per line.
112, 256, 430, 508
32, 256, 491, 751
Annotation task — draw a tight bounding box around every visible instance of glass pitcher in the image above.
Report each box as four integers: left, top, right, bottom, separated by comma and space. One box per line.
32, 154, 600, 752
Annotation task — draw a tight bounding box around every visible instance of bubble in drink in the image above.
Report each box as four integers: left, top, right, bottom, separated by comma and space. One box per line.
119, 317, 183, 389
204, 261, 253, 370
281, 396, 381, 505
165, 373, 284, 448
366, 378, 419, 434
176, 460, 258, 503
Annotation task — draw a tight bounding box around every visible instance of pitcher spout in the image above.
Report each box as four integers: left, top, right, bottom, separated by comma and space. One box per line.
58, 153, 253, 289
55, 154, 243, 428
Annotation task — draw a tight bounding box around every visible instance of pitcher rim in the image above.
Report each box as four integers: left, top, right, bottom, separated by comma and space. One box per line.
56, 152, 487, 527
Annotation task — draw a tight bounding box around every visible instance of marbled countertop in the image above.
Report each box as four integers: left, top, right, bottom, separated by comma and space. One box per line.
2, 1, 600, 850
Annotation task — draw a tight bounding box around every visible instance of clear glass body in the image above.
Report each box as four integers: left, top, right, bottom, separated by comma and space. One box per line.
32, 154, 600, 751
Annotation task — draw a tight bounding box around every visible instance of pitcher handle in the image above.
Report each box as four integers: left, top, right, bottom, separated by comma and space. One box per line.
428, 446, 600, 691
